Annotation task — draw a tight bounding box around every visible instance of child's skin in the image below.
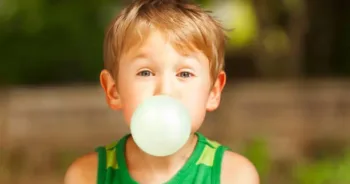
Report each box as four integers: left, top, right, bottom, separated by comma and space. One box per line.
64, 30, 259, 184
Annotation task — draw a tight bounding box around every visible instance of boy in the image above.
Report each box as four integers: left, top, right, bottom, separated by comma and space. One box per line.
64, 0, 259, 183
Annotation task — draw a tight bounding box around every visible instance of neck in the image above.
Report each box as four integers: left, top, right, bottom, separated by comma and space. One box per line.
126, 133, 198, 174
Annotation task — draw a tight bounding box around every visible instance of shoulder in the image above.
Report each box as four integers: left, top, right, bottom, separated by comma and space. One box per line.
64, 152, 98, 184
220, 151, 260, 184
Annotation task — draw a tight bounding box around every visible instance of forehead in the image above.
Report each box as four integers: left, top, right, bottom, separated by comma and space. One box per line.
121, 30, 208, 63
132, 31, 173, 55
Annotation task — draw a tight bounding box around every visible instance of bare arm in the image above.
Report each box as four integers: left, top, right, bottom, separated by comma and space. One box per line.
221, 151, 260, 184
64, 153, 98, 184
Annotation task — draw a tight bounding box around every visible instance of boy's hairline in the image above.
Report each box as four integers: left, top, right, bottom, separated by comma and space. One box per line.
104, 0, 227, 83
107, 24, 216, 76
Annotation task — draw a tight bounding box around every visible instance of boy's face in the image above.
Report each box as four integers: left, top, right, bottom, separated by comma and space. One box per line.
100, 31, 226, 132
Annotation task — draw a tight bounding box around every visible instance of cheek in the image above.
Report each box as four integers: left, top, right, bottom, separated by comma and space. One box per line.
181, 84, 210, 132
187, 95, 208, 132
120, 91, 144, 126
118, 80, 154, 126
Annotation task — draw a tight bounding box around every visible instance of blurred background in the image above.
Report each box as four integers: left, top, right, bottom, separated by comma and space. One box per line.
0, 0, 349, 183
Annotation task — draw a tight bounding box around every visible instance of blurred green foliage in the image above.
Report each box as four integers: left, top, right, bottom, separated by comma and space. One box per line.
294, 149, 350, 184
0, 0, 113, 85
0, 0, 210, 85
242, 138, 350, 184
0, 0, 349, 85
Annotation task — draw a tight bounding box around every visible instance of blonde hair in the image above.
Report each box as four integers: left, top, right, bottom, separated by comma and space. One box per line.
103, 0, 227, 81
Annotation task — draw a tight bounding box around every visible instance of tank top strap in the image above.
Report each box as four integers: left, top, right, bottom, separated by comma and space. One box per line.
212, 145, 230, 184
95, 134, 130, 184
95, 146, 107, 184
195, 132, 230, 184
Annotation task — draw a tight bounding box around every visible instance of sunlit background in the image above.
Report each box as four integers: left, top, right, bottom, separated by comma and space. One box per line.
0, 0, 349, 183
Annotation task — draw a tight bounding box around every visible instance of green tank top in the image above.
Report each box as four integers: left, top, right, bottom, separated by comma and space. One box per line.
95, 132, 229, 184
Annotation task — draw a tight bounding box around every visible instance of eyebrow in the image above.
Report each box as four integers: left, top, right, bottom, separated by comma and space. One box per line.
126, 50, 204, 65
132, 52, 149, 59
183, 53, 204, 64
126, 51, 152, 63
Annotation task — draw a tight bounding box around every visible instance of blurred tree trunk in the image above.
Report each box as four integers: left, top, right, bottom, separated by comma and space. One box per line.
286, 0, 308, 77
330, 0, 350, 76
303, 0, 336, 76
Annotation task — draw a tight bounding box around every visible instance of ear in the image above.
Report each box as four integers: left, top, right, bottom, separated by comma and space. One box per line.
206, 71, 226, 112
100, 70, 122, 110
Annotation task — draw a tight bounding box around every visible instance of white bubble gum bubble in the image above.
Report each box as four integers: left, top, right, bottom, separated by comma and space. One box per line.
130, 95, 191, 157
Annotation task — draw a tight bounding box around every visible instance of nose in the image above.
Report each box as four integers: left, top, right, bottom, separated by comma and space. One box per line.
154, 73, 176, 97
